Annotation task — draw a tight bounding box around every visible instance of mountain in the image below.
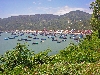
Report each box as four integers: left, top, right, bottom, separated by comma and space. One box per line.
0, 10, 91, 31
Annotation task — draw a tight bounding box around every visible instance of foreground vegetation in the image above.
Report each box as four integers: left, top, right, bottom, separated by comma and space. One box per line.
0, 31, 100, 75
0, 0, 100, 74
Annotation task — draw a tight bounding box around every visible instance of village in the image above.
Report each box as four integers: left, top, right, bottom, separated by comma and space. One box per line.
3, 28, 92, 35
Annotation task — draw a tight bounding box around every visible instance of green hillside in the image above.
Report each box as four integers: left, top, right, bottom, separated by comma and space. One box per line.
0, 10, 91, 31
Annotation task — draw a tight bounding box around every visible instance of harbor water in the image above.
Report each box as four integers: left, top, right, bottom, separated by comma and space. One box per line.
0, 32, 79, 55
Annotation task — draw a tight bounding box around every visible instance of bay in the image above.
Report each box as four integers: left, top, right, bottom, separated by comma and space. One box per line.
0, 32, 78, 55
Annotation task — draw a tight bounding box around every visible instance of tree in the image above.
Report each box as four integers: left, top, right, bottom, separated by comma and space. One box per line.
0, 43, 34, 70
90, 0, 100, 38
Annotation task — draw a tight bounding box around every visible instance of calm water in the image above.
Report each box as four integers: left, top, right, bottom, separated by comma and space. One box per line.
0, 32, 78, 55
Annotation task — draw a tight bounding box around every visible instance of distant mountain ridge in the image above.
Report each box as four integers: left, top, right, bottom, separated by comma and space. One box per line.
0, 10, 91, 31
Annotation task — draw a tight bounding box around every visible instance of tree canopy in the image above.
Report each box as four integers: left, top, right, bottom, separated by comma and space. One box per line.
90, 0, 100, 38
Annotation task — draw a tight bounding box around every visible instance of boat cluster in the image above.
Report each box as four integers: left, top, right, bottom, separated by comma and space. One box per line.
1, 30, 86, 45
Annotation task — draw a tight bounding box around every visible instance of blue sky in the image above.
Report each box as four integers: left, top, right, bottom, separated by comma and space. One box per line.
0, 0, 95, 18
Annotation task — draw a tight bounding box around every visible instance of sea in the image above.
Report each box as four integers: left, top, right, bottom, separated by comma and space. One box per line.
0, 32, 79, 55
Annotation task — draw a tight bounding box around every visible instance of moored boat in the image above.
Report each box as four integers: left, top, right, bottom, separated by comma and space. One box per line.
33, 37, 39, 39
62, 39, 66, 42
57, 41, 61, 43
28, 36, 32, 38
40, 40, 44, 43
32, 42, 38, 44
63, 37, 67, 39
21, 38, 27, 40
25, 39, 31, 41
8, 37, 15, 39
17, 39, 22, 41
4, 38, 8, 40
41, 38, 46, 40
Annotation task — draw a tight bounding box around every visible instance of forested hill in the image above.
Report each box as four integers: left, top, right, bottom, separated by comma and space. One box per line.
0, 10, 91, 31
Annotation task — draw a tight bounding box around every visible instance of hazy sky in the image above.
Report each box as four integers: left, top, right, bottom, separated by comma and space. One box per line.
0, 0, 95, 18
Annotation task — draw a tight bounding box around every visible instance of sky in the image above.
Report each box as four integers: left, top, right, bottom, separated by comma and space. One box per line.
0, 0, 95, 18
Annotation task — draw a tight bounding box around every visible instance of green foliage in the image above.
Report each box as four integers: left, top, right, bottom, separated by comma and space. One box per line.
90, 0, 100, 38
0, 43, 52, 74
1, 60, 100, 75
0, 10, 91, 31
0, 32, 100, 74
59, 42, 100, 63
0, 43, 34, 70
32, 49, 52, 65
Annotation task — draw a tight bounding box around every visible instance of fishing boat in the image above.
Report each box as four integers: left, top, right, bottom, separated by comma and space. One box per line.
33, 37, 39, 39
21, 38, 27, 40
57, 41, 61, 43
32, 42, 38, 44
74, 37, 79, 40
4, 38, 8, 40
62, 37, 67, 39
41, 38, 46, 40
40, 40, 44, 43
8, 37, 15, 39
52, 39, 58, 41
62, 39, 66, 42
28, 36, 32, 38
52, 38, 58, 41
14, 35, 19, 37
17, 39, 22, 41
25, 39, 31, 41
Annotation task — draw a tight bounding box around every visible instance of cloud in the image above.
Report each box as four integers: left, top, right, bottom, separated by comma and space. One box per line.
9, 14, 21, 17
9, 12, 36, 17
33, 1, 41, 5
36, 6, 92, 15
7, 6, 92, 18
38, 2, 41, 5
47, 0, 52, 1
33, 2, 36, 4
36, 7, 59, 14
54, 6, 92, 15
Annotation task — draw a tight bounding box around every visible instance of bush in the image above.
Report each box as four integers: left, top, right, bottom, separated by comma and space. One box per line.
0, 32, 100, 74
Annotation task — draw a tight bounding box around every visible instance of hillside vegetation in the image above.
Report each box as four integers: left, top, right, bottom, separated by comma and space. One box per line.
0, 31, 100, 75
0, 10, 91, 31
0, 0, 100, 74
